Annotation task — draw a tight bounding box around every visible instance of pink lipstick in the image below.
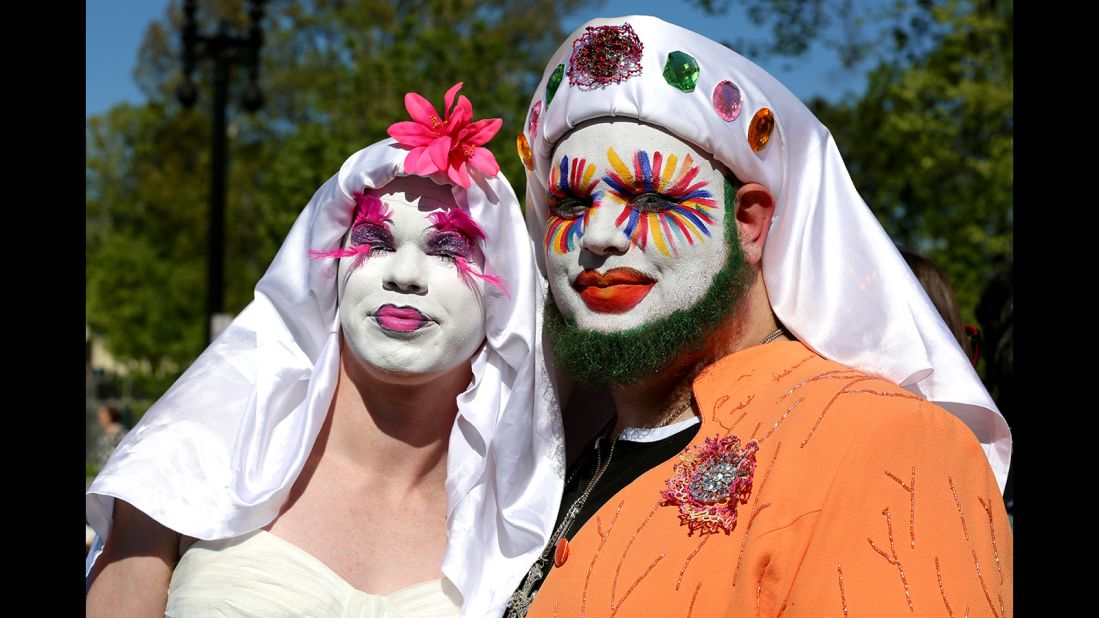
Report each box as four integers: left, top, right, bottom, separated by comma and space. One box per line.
374, 305, 432, 332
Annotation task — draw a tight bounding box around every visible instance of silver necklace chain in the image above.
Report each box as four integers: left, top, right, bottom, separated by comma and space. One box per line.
506, 432, 619, 616
759, 327, 785, 345
651, 397, 695, 429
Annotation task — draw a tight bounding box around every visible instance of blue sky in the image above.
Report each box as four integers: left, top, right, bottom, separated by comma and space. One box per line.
87, 0, 869, 118
86, 0, 169, 117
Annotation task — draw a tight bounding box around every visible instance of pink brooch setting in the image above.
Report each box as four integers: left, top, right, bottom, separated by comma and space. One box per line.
386, 82, 502, 189
660, 434, 759, 535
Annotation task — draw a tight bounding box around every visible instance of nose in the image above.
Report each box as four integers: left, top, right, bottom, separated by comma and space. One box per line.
579, 203, 630, 256
382, 247, 429, 295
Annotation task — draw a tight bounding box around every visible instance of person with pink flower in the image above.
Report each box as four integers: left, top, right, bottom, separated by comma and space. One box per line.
85, 84, 564, 617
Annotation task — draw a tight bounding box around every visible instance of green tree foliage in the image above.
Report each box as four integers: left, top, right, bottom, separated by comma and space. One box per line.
810, 0, 1012, 322
87, 104, 209, 371
87, 0, 592, 395
690, 0, 1012, 323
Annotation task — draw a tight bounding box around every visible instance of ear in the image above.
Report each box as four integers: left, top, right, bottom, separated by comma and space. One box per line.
734, 182, 775, 266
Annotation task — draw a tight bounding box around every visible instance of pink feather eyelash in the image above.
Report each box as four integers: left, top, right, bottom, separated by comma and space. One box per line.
309, 192, 393, 260
308, 243, 371, 260
454, 256, 509, 298
429, 209, 509, 297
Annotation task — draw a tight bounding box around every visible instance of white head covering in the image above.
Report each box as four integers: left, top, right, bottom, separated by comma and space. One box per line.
86, 138, 565, 617
521, 15, 1010, 492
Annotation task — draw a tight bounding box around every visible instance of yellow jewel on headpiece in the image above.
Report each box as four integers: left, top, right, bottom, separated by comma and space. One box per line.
516, 133, 534, 170
748, 108, 775, 153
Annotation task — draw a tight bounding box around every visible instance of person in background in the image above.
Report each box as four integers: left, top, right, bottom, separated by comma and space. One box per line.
900, 249, 978, 366
93, 405, 129, 472
977, 259, 1014, 518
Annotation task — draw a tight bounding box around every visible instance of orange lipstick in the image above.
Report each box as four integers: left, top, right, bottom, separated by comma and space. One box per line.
573, 268, 656, 314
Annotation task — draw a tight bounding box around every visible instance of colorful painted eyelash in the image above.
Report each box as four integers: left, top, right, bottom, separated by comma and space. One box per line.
603, 148, 717, 257
545, 155, 602, 255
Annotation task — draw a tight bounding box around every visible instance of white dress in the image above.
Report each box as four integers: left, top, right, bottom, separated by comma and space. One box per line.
167, 530, 462, 617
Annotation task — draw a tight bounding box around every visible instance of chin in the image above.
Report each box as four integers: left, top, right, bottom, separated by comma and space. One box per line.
365, 362, 446, 385
347, 339, 473, 384
356, 353, 454, 384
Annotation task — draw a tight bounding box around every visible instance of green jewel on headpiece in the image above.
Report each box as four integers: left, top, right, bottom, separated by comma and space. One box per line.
663, 51, 700, 92
546, 64, 565, 107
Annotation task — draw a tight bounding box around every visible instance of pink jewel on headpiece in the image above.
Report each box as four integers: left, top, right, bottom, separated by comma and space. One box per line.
568, 23, 644, 90
712, 80, 743, 122
387, 82, 503, 189
528, 100, 542, 138
660, 434, 759, 535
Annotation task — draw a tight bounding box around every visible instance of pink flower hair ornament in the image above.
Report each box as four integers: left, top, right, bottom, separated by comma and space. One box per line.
387, 83, 503, 189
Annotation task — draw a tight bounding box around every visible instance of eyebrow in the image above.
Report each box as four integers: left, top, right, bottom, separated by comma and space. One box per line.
551, 155, 601, 197
605, 149, 712, 201
428, 209, 486, 241
352, 192, 393, 226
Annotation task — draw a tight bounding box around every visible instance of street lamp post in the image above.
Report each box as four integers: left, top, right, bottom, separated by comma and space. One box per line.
177, 0, 267, 343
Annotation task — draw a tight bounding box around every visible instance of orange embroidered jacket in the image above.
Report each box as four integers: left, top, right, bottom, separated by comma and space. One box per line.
527, 341, 1012, 617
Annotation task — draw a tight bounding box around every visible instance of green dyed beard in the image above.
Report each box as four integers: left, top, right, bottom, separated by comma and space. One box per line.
545, 179, 753, 387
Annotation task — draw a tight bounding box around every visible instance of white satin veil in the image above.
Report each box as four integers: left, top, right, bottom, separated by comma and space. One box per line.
521, 15, 1010, 492
86, 138, 565, 617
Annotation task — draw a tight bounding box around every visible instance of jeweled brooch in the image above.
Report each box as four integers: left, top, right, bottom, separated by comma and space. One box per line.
568, 23, 644, 90
660, 434, 759, 535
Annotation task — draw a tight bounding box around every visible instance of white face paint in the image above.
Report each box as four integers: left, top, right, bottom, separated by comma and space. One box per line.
337, 177, 488, 378
545, 119, 730, 332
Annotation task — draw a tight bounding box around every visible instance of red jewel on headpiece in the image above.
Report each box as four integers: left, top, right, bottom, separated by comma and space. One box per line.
568, 23, 644, 90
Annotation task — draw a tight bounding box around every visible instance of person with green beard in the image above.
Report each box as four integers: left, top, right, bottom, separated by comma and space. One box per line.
506, 16, 1013, 617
